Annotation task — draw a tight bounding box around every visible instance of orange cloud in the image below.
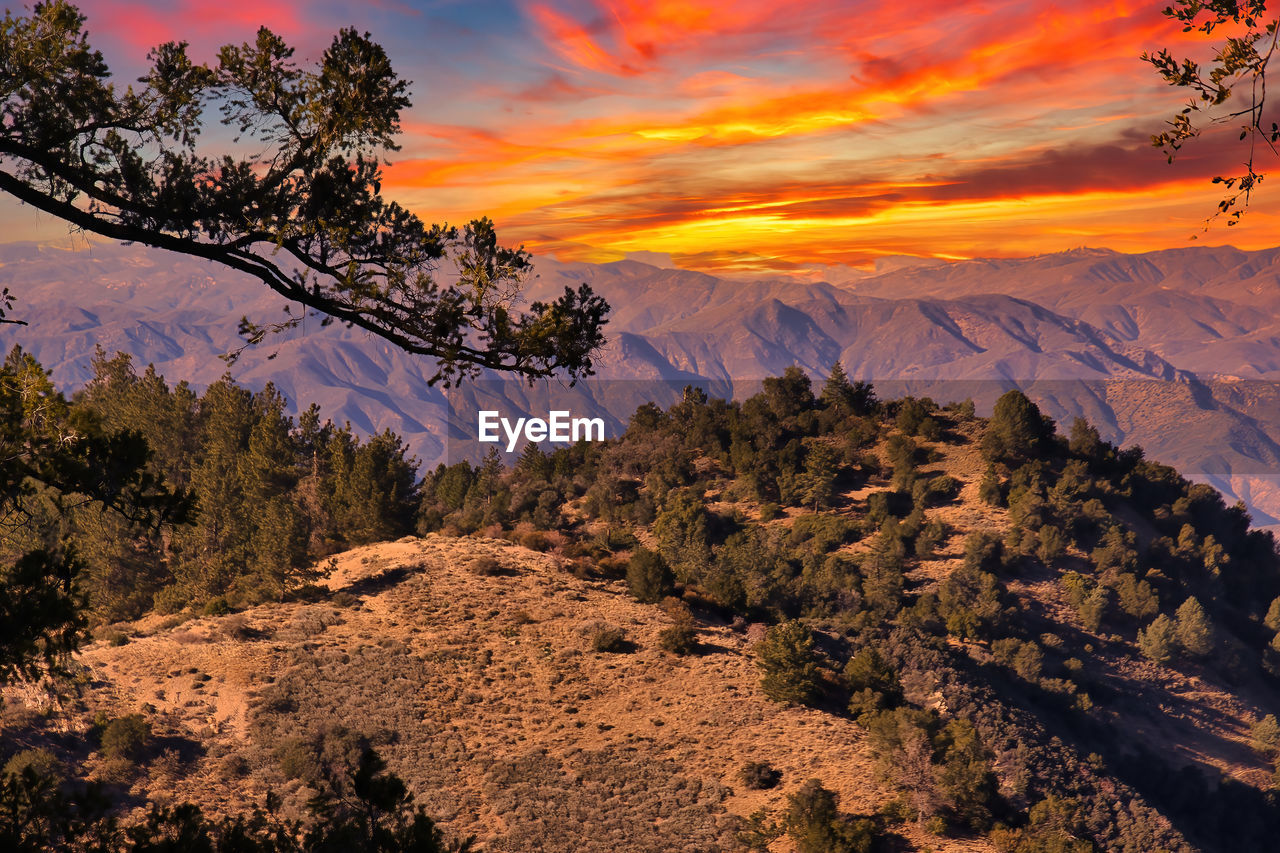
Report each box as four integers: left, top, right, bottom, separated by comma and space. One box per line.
19, 0, 1271, 278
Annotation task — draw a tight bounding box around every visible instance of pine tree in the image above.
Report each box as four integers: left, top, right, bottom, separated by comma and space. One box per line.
1138, 614, 1177, 664
652, 489, 713, 585
0, 346, 182, 680
171, 378, 255, 602
1174, 597, 1215, 659
238, 388, 309, 600
1265, 596, 1280, 632
325, 429, 420, 546
762, 367, 815, 421
982, 390, 1054, 463
820, 361, 876, 415
801, 440, 839, 511
757, 620, 822, 705
821, 361, 855, 409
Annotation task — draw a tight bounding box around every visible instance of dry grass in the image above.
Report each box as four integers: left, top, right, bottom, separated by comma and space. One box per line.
61, 534, 994, 851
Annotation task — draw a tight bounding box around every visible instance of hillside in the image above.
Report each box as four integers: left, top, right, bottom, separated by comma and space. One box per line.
15, 535, 986, 852
6, 379, 1280, 852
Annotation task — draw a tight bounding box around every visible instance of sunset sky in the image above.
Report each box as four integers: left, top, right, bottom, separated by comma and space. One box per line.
4, 0, 1278, 276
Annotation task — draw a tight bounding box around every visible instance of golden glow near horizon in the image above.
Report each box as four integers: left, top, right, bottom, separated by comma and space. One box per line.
4, 0, 1278, 275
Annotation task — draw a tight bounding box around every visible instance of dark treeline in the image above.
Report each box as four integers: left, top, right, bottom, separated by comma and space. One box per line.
11, 347, 419, 623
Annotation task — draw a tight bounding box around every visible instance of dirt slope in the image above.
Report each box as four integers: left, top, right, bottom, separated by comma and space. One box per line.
74, 534, 995, 852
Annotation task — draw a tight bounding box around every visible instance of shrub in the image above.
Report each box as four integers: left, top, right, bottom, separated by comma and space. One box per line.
990, 795, 1095, 853
626, 547, 675, 604
1036, 525, 1066, 564
757, 621, 822, 705
914, 474, 961, 506
202, 597, 231, 616
783, 778, 876, 853
95, 628, 130, 647
938, 565, 1003, 639
3, 748, 62, 783
935, 719, 999, 831
963, 532, 1005, 574
738, 760, 782, 790
100, 714, 150, 762
590, 624, 630, 653
658, 609, 698, 655
992, 638, 1043, 682
331, 591, 359, 609
759, 502, 782, 521
886, 435, 918, 490
844, 647, 900, 699
1112, 573, 1159, 621
276, 736, 319, 781
467, 555, 505, 576
978, 466, 1003, 506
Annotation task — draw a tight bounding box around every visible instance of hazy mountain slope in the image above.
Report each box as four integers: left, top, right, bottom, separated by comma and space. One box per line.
843, 246, 1280, 378
6, 240, 1280, 523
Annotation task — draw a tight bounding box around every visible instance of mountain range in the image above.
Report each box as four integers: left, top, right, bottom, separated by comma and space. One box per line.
5, 240, 1280, 523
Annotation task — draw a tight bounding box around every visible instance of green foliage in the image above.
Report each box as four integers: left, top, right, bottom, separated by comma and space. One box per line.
0, 2, 607, 385
1143, 0, 1278, 223
799, 438, 840, 510
1062, 572, 1108, 632
1036, 525, 1067, 564
885, 434, 919, 490
757, 620, 822, 705
938, 565, 1003, 639
1110, 573, 1159, 622
993, 638, 1044, 683
0, 348, 188, 682
1174, 597, 1215, 659
2, 749, 62, 784
991, 795, 1097, 852
895, 397, 933, 436
783, 778, 876, 853
935, 718, 999, 830
657, 602, 698, 655
1068, 417, 1106, 463
626, 548, 674, 604
979, 465, 1004, 506
0, 744, 470, 852
71, 355, 416, 609
845, 646, 902, 716
653, 489, 713, 585
983, 390, 1054, 464
1138, 614, 1178, 665
964, 532, 1006, 574
203, 597, 231, 616
99, 714, 150, 761
762, 367, 816, 422
1250, 714, 1280, 757
821, 361, 876, 416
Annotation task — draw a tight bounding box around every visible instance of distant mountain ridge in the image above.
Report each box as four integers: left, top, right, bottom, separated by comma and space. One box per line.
5, 239, 1280, 523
